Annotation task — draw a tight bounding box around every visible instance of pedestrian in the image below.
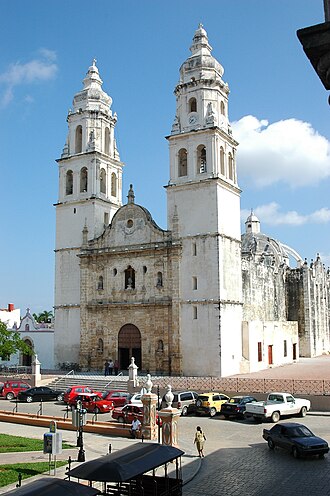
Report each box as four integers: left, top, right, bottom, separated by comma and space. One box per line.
109, 359, 114, 375
130, 415, 141, 439
114, 359, 119, 375
104, 359, 110, 376
194, 425, 206, 458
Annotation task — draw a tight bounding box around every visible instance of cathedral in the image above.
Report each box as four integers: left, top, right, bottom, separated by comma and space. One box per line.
54, 26, 330, 377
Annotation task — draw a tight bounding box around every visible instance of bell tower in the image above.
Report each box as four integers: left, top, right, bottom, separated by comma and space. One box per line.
54, 60, 123, 365
166, 25, 243, 376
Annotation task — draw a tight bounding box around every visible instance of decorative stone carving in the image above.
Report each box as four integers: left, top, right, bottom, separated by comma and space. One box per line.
164, 384, 174, 407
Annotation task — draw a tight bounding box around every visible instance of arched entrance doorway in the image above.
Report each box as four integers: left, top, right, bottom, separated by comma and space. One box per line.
22, 338, 33, 367
118, 324, 141, 371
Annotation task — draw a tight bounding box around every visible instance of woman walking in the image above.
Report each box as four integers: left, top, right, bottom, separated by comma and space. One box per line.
194, 425, 206, 458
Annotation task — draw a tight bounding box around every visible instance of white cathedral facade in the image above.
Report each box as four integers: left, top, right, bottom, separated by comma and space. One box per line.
54, 26, 330, 377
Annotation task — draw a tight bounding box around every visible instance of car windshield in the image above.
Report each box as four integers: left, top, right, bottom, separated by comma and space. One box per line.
229, 397, 241, 403
288, 426, 313, 438
198, 396, 209, 401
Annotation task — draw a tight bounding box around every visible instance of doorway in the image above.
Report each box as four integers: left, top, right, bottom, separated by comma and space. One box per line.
268, 345, 273, 365
22, 339, 33, 367
118, 324, 141, 370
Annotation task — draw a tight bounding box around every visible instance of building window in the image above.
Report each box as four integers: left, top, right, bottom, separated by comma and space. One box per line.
157, 340, 164, 352
66, 170, 73, 195
104, 127, 110, 154
189, 97, 197, 113
156, 272, 163, 287
284, 340, 287, 357
192, 242, 197, 256
75, 125, 82, 153
228, 152, 233, 180
97, 276, 104, 290
111, 172, 117, 196
100, 168, 106, 194
220, 101, 225, 115
113, 268, 117, 276
197, 145, 206, 173
257, 342, 262, 362
125, 266, 135, 289
143, 266, 147, 274
97, 338, 104, 353
178, 148, 188, 177
193, 306, 197, 319
104, 212, 109, 225
73, 208, 76, 214
192, 276, 197, 290
80, 167, 88, 192
25, 324, 30, 331
220, 147, 225, 175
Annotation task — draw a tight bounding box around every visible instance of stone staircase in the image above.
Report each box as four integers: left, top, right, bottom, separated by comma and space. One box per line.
45, 373, 129, 393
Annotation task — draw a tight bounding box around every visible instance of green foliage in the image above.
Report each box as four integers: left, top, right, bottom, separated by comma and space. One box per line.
0, 321, 33, 359
0, 461, 67, 487
33, 310, 53, 323
0, 434, 74, 453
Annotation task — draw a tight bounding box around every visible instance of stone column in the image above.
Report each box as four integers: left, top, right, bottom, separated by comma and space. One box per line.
141, 374, 158, 440
31, 354, 41, 387
158, 385, 181, 448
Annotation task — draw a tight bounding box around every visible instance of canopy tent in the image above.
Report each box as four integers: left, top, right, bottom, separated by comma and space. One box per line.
3, 477, 100, 496
67, 443, 184, 482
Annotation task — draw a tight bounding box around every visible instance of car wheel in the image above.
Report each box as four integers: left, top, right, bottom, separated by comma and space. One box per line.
268, 438, 275, 450
292, 447, 300, 459
181, 406, 188, 417
223, 414, 229, 420
117, 416, 125, 423
300, 406, 307, 417
210, 407, 216, 417
6, 392, 14, 400
271, 411, 280, 423
57, 393, 64, 402
319, 453, 325, 459
26, 396, 33, 403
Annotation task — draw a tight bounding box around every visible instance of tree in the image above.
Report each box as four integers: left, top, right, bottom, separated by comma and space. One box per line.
34, 310, 53, 323
0, 321, 33, 359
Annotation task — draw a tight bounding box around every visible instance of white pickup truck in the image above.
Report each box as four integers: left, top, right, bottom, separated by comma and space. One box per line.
245, 392, 311, 423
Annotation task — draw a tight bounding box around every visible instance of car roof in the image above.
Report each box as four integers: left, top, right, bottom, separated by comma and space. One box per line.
274, 422, 304, 428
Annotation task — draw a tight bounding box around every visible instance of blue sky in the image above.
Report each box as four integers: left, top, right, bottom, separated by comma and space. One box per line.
1, 0, 329, 314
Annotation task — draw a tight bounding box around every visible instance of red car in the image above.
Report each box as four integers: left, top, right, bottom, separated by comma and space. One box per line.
69, 393, 114, 414
112, 404, 161, 425
0, 381, 31, 400
102, 390, 131, 407
63, 385, 101, 404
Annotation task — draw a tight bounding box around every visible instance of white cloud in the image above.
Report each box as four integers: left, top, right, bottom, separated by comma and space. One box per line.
232, 116, 330, 187
241, 202, 330, 226
0, 50, 58, 107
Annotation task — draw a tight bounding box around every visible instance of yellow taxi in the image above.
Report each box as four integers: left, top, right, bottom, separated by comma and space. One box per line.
195, 392, 230, 417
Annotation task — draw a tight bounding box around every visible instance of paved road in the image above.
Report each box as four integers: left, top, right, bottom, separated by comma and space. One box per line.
180, 414, 330, 496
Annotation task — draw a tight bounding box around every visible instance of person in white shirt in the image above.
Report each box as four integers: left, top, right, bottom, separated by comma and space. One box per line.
130, 415, 141, 438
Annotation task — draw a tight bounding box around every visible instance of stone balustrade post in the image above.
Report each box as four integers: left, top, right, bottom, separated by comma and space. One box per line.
158, 385, 181, 448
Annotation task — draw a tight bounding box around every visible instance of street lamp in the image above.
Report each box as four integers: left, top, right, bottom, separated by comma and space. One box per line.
73, 400, 86, 462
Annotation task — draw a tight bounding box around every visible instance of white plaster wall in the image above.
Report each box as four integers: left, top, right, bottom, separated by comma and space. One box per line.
54, 307, 80, 365
0, 308, 20, 329
19, 331, 54, 369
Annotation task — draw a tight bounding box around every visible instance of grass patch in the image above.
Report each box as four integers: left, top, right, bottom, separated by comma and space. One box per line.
0, 461, 67, 487
0, 434, 74, 453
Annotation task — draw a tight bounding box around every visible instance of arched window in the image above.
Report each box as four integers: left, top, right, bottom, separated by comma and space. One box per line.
80, 167, 88, 192
156, 272, 163, 287
178, 148, 187, 177
220, 147, 225, 175
157, 340, 164, 352
98, 275, 104, 290
97, 338, 104, 353
66, 170, 73, 195
104, 127, 110, 154
228, 152, 233, 180
75, 125, 82, 153
25, 324, 30, 331
197, 145, 207, 173
100, 168, 106, 194
220, 101, 225, 115
111, 172, 117, 196
189, 97, 197, 113
125, 266, 135, 289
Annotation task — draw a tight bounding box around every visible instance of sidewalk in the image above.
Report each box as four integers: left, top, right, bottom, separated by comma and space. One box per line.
0, 421, 201, 494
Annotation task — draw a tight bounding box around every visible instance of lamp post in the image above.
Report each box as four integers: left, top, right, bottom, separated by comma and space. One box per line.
76, 400, 86, 462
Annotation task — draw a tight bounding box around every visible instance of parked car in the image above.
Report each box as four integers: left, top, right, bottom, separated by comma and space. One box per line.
69, 393, 114, 414
0, 381, 31, 400
128, 393, 143, 406
221, 395, 258, 419
112, 404, 162, 426
160, 390, 199, 416
17, 387, 64, 403
63, 385, 100, 404
102, 390, 131, 407
263, 422, 329, 459
245, 392, 311, 423
195, 392, 230, 417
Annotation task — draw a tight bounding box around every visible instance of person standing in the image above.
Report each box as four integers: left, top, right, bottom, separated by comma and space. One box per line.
104, 360, 110, 376
194, 425, 206, 458
130, 415, 141, 438
109, 359, 114, 375
114, 359, 119, 375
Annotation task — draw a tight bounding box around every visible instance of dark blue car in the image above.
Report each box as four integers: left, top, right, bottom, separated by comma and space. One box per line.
263, 422, 329, 458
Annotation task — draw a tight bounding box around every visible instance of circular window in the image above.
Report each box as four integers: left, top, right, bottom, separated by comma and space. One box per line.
127, 219, 133, 228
